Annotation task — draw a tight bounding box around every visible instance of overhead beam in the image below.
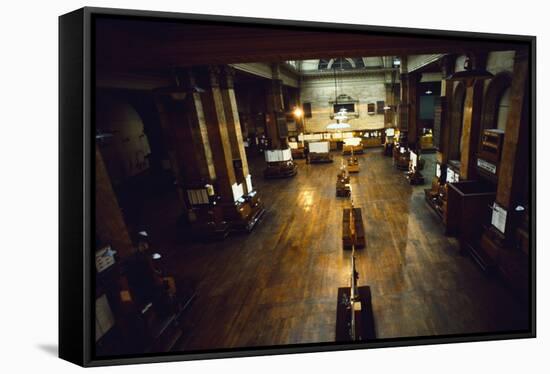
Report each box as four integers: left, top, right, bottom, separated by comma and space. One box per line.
96, 19, 525, 71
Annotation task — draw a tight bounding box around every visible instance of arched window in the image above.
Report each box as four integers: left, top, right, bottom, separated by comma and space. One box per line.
96, 96, 151, 185
318, 58, 362, 70
480, 72, 513, 132
496, 87, 511, 131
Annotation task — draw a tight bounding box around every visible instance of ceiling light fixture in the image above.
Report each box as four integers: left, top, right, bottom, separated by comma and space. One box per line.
327, 66, 351, 130
327, 108, 351, 130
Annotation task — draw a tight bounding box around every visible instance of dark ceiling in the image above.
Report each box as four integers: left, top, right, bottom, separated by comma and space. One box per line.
95, 17, 527, 72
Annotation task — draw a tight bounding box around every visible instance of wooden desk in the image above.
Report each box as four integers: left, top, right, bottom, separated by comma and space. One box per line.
342, 208, 366, 249
335, 286, 376, 342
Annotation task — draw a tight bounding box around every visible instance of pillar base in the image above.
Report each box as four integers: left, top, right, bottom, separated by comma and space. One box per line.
407, 170, 425, 185
183, 206, 230, 241
393, 146, 410, 170
480, 226, 529, 297
383, 142, 394, 157
307, 152, 333, 164
291, 148, 306, 159
343, 145, 364, 155
222, 191, 266, 233
264, 160, 298, 178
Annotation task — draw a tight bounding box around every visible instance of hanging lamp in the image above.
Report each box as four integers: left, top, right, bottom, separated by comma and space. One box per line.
327, 64, 351, 130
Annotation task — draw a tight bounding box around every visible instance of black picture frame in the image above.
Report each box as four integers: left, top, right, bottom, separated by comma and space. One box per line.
59, 6, 536, 367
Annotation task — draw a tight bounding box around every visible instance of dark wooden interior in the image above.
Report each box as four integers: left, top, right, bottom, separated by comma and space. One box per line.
92, 14, 532, 357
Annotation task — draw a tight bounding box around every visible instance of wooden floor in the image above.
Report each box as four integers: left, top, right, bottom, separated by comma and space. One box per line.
139, 148, 528, 352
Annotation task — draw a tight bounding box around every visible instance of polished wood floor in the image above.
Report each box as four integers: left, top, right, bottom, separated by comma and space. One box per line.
140, 148, 528, 352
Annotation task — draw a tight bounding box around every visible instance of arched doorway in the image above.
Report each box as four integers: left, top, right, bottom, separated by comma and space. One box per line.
480, 72, 513, 132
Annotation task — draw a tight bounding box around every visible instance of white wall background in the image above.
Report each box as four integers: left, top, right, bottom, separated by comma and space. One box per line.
300, 73, 387, 131
0, 0, 547, 373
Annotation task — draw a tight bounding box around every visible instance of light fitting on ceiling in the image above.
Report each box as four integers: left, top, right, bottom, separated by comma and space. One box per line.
327, 108, 351, 130
326, 66, 352, 130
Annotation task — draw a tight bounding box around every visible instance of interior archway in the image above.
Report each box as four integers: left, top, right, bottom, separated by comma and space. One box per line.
480, 72, 513, 132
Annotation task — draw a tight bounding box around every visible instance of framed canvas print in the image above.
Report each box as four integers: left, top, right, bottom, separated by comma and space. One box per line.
59, 6, 536, 367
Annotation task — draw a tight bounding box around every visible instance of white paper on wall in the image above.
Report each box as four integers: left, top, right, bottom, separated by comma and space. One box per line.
288, 141, 299, 149
265, 150, 279, 162
187, 189, 209, 205
491, 203, 507, 234
309, 141, 330, 153
265, 149, 293, 162
298, 134, 304, 142
246, 174, 253, 193
96, 294, 115, 342
95, 246, 116, 273
282, 148, 292, 161
446, 168, 459, 183
410, 151, 417, 168
446, 168, 454, 183
343, 137, 361, 146
232, 183, 244, 202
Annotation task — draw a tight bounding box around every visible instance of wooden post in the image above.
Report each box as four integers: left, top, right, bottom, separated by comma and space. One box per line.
265, 63, 286, 150
459, 79, 484, 180
454, 53, 488, 180
200, 65, 240, 205
437, 55, 456, 166
154, 68, 216, 203
219, 66, 251, 193
406, 73, 420, 147
495, 49, 530, 231
95, 145, 134, 259
398, 56, 409, 136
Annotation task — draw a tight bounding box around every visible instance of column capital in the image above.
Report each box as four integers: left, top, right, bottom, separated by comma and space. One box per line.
175, 68, 199, 93
219, 65, 236, 90
465, 51, 488, 70
440, 54, 456, 77
206, 65, 222, 88
399, 55, 408, 74
400, 72, 421, 83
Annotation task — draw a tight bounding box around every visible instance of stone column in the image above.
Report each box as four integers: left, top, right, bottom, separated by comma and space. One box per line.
95, 145, 134, 259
